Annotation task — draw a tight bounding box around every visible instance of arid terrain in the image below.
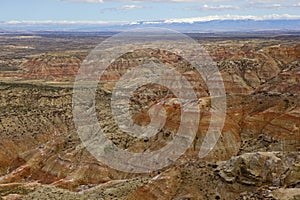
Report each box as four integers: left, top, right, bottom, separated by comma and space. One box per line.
0, 32, 299, 200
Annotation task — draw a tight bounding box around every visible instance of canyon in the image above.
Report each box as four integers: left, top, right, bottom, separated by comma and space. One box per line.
0, 33, 299, 199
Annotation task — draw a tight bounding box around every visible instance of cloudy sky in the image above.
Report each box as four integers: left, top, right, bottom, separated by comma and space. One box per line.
1, 0, 300, 23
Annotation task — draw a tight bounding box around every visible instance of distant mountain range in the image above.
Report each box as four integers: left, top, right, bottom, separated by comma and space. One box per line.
1, 19, 300, 33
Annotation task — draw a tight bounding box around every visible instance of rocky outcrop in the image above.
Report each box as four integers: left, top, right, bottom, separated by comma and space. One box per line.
217, 152, 300, 187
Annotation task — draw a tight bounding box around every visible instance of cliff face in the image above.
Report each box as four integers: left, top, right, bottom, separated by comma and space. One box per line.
0, 52, 87, 83
21, 54, 83, 80
0, 39, 299, 199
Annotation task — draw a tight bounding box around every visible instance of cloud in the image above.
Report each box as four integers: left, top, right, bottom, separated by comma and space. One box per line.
188, 4, 241, 11
2, 20, 119, 25
100, 4, 144, 12
273, 3, 300, 8
120, 4, 143, 10
163, 14, 300, 23
3, 14, 300, 26
248, 1, 300, 9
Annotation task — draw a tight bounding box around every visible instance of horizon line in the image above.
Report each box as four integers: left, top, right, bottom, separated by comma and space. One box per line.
2, 14, 300, 25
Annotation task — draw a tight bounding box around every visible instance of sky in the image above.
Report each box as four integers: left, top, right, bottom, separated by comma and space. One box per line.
1, 0, 300, 23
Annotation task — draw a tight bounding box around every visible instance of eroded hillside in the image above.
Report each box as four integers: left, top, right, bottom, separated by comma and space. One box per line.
0, 33, 299, 200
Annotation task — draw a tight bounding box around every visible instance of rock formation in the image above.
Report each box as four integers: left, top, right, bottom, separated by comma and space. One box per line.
0, 36, 299, 199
